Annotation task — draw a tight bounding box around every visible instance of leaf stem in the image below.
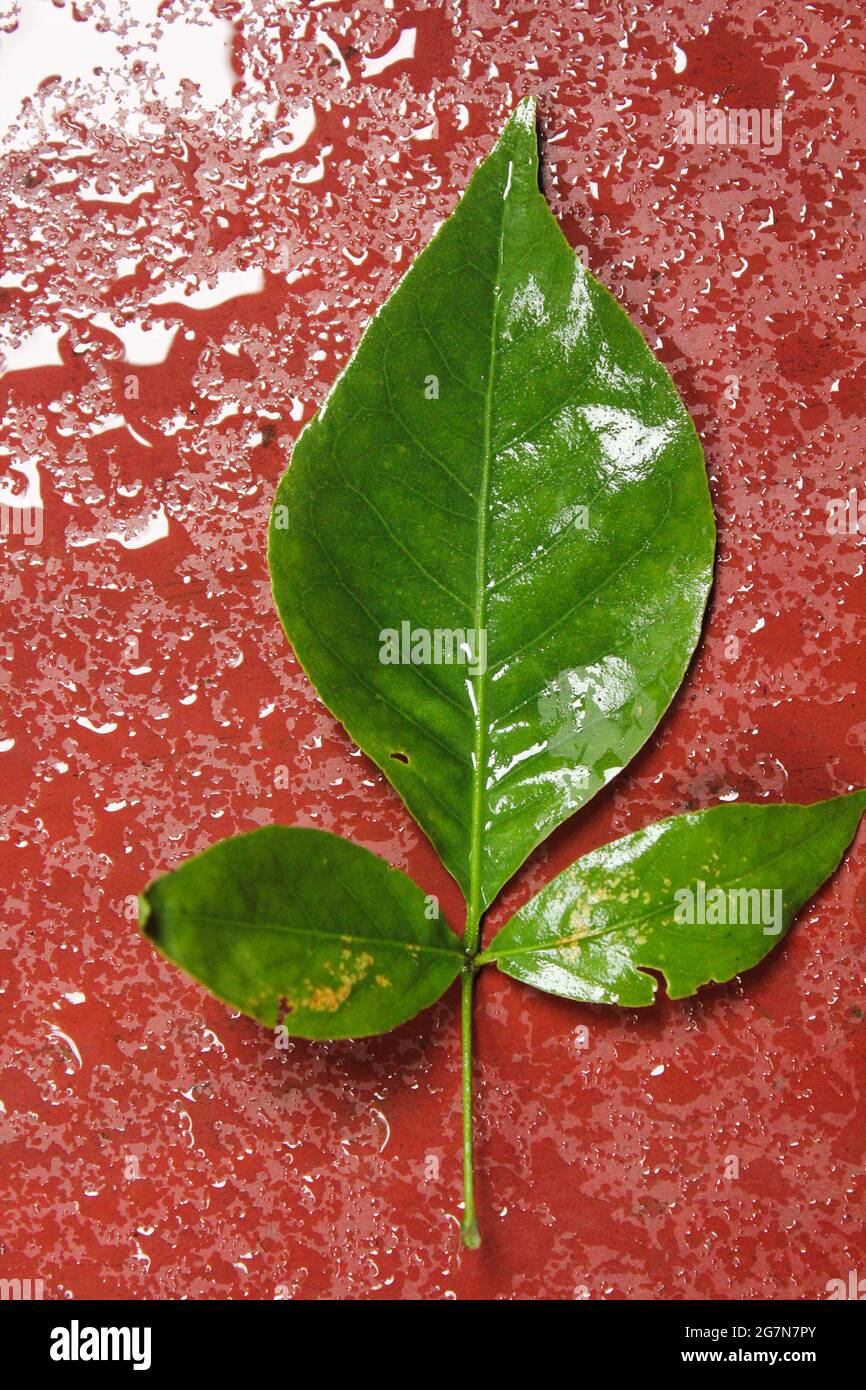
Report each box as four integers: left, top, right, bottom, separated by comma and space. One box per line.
459, 958, 481, 1249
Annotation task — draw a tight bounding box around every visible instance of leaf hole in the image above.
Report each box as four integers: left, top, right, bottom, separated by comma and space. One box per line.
390, 751, 410, 765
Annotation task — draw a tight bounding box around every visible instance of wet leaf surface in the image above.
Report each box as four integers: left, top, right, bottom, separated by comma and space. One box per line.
269, 98, 715, 911
140, 826, 463, 1039
484, 793, 866, 1005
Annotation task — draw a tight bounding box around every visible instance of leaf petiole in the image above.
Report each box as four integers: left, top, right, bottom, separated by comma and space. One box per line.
459, 958, 481, 1249
460, 874, 484, 1248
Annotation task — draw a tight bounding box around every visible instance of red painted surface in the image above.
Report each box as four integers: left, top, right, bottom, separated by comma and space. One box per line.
1, 0, 865, 1300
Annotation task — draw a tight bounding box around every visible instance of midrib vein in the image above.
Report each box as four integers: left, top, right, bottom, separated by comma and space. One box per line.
484, 832, 821, 961
160, 918, 463, 960
466, 170, 510, 937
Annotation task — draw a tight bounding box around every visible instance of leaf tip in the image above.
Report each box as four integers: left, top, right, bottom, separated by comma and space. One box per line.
504, 94, 538, 146
511, 93, 537, 122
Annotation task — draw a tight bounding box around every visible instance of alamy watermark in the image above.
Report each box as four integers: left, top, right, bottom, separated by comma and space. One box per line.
50, 1320, 152, 1370
674, 880, 783, 936
673, 102, 782, 155
0, 1276, 44, 1299
0, 502, 42, 545
826, 1270, 866, 1299
826, 487, 865, 535
379, 621, 487, 676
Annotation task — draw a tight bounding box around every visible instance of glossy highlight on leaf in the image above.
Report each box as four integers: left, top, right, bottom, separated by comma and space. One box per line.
139, 826, 464, 1040
268, 97, 715, 912
482, 792, 866, 1005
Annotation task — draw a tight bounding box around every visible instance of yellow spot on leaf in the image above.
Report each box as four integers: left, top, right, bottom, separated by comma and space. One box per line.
303, 952, 374, 1013
567, 909, 593, 940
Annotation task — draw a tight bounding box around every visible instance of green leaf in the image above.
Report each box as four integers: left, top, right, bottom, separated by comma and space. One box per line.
268, 97, 715, 913
480, 792, 866, 1005
138, 826, 464, 1039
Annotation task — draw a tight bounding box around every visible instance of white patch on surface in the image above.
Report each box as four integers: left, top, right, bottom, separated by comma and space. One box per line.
154, 17, 234, 108
75, 717, 118, 734
0, 0, 124, 138
91, 314, 179, 366
78, 177, 155, 204
362, 28, 416, 77
150, 267, 264, 309
316, 28, 350, 86
258, 102, 316, 161
69, 504, 169, 550
0, 325, 65, 376
0, 2, 233, 143
0, 457, 43, 509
